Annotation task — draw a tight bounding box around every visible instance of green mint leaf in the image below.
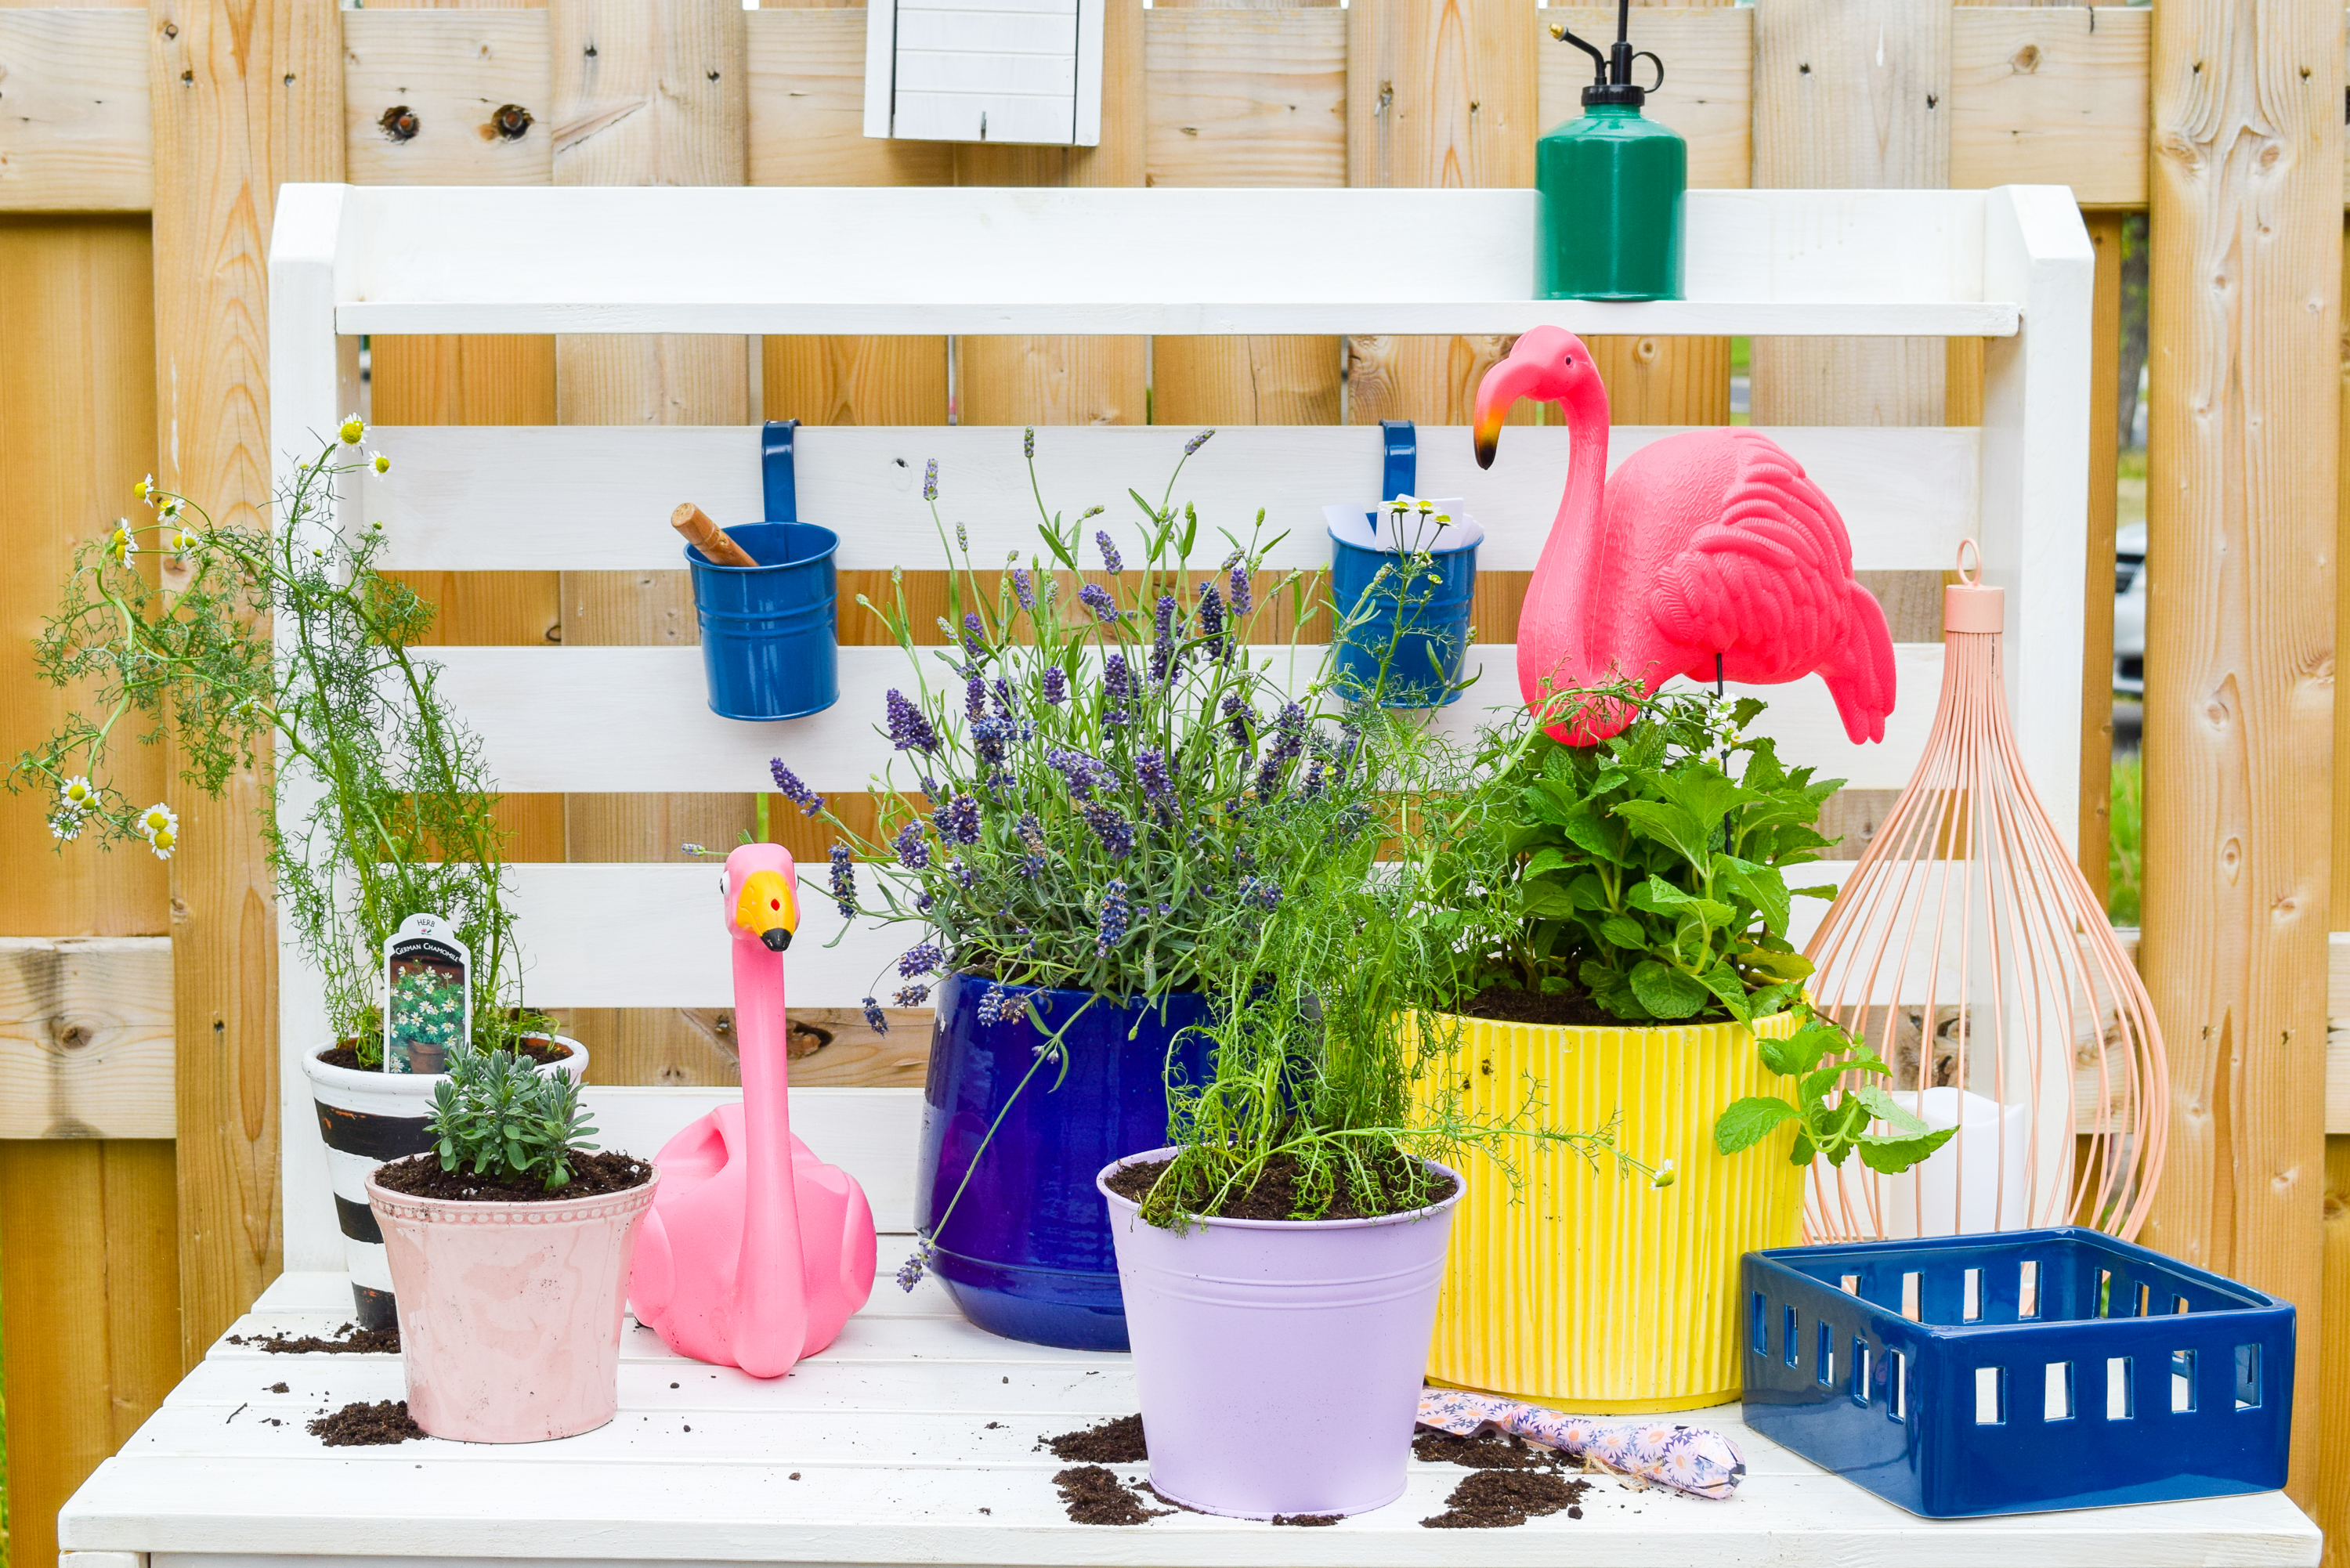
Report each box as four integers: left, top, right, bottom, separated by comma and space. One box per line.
1715, 1096, 1800, 1154
1629, 959, 1710, 1020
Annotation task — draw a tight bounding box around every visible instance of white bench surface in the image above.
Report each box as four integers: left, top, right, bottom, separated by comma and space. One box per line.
62, 1268, 2320, 1568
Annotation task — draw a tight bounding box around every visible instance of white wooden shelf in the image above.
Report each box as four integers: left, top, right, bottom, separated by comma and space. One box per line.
59, 1266, 2321, 1568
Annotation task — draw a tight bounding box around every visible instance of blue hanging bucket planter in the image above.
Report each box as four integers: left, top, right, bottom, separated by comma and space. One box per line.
686, 419, 841, 721
1326, 420, 1484, 708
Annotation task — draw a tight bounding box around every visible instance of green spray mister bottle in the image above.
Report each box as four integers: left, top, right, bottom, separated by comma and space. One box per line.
1538, 2, 1683, 301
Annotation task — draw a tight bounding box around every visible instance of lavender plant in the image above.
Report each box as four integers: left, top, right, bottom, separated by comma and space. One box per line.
777, 428, 1374, 1024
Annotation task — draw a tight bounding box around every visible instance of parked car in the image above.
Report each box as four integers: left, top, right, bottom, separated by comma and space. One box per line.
2114, 521, 2146, 695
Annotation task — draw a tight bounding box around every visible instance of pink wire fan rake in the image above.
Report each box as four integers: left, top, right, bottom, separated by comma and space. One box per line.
1801, 546, 2167, 1243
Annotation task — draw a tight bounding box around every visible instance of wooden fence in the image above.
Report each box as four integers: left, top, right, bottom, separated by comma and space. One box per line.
0, 0, 2341, 1565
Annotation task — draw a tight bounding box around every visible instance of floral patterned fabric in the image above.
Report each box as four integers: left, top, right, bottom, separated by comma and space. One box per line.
1416, 1386, 1748, 1501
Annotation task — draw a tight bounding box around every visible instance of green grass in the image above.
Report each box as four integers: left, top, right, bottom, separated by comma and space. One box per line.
2108, 752, 2143, 927
2117, 446, 2146, 534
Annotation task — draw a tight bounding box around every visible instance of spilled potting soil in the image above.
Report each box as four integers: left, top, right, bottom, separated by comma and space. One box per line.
1421, 1470, 1590, 1529
1054, 1465, 1171, 1526
1412, 1426, 1569, 1471
307, 1400, 424, 1447
1044, 1414, 1147, 1462
228, 1323, 400, 1355
1270, 1512, 1341, 1526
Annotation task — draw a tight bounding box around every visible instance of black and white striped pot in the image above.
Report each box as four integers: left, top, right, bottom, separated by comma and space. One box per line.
301, 1036, 588, 1330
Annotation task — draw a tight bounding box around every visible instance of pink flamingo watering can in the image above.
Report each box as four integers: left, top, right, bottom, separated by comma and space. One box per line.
629, 844, 877, 1376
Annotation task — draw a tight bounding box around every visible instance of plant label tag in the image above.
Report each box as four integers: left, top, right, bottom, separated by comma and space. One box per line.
384, 912, 472, 1075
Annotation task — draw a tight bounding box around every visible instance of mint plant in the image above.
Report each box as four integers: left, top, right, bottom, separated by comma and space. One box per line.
427, 1048, 598, 1191
1714, 1015, 1958, 1172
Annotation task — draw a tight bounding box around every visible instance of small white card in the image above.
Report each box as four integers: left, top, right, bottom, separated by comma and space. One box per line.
383, 912, 472, 1075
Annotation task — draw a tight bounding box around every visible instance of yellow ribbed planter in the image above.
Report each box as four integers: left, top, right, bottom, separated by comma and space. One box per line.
1414, 1009, 1806, 1413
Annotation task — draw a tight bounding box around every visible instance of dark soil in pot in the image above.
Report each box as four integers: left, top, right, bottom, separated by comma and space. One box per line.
319, 1035, 574, 1072
1452, 985, 1653, 1028
308, 1400, 425, 1446
1105, 1150, 1457, 1222
371, 1151, 653, 1203
1421, 1469, 1590, 1528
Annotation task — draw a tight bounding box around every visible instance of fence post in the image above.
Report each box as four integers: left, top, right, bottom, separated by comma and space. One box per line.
2140, 0, 2340, 1505
149, 0, 345, 1369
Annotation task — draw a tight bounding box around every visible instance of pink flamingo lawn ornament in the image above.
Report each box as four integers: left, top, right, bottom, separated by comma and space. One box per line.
1472, 326, 1897, 746
629, 844, 877, 1377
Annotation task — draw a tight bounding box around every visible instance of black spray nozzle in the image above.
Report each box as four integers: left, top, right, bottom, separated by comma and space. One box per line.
1550, 0, 1664, 107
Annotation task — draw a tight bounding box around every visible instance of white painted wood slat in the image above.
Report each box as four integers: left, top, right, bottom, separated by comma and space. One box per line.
361, 424, 1981, 575
417, 642, 1944, 797
321, 186, 2019, 337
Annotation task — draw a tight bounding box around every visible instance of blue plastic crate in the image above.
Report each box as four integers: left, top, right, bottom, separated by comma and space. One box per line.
1741, 1227, 2294, 1517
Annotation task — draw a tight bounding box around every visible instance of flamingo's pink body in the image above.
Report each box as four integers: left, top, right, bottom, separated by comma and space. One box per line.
1473, 327, 1897, 746
628, 844, 877, 1378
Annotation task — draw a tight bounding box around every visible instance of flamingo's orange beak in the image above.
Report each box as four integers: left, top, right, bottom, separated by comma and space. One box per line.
736, 869, 799, 952
1473, 352, 1544, 471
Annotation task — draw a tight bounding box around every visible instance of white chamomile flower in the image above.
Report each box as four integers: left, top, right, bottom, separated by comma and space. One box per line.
59, 776, 96, 810
136, 802, 178, 842
134, 474, 154, 504
168, 526, 201, 555
49, 810, 84, 842
371, 453, 390, 475
146, 825, 176, 860
1651, 1157, 1677, 1190
339, 414, 365, 446
157, 496, 181, 520
107, 520, 136, 562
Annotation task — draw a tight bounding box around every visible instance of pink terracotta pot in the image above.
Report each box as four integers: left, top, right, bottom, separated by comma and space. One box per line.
366, 1167, 659, 1443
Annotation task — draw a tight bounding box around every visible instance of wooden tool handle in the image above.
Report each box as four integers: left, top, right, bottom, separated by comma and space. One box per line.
672, 502, 760, 568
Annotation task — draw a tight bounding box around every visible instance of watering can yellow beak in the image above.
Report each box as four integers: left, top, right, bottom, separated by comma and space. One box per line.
736, 869, 799, 952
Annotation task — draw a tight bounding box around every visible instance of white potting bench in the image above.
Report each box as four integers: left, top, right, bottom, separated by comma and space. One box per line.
58, 182, 2322, 1567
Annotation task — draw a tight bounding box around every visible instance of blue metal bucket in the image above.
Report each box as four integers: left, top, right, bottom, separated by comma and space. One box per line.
1330, 529, 1477, 708
685, 419, 840, 721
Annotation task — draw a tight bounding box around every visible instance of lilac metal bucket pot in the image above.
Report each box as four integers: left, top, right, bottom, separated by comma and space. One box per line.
1097, 1147, 1464, 1519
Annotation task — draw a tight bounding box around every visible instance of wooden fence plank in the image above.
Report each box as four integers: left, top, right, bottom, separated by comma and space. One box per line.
0, 938, 172, 1139
2141, 0, 2341, 1507
342, 9, 551, 186
149, 0, 345, 1370
1343, 0, 1536, 428
0, 1139, 179, 1568
548, 0, 758, 1090
2079, 209, 2122, 901
0, 9, 150, 212
1146, 5, 1343, 428
1949, 4, 2148, 207
0, 215, 164, 939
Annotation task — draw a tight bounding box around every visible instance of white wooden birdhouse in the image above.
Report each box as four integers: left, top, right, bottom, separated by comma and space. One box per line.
862, 0, 1105, 147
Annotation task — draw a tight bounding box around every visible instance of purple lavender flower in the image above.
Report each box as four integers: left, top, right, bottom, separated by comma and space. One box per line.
770, 760, 825, 818
1229, 562, 1252, 616
1078, 583, 1118, 624
899, 941, 942, 978
923, 458, 938, 501
1094, 530, 1124, 573
1047, 746, 1112, 801
1256, 702, 1305, 793
1137, 748, 1175, 810
862, 996, 888, 1033
1018, 853, 1047, 879
1040, 666, 1068, 706
828, 844, 857, 918
1012, 565, 1036, 610
936, 793, 981, 846
964, 674, 986, 721
960, 612, 988, 659
990, 677, 1014, 717
1097, 879, 1132, 956
893, 822, 931, 870
1184, 428, 1215, 457
1082, 802, 1137, 858
978, 984, 1016, 1026
1196, 581, 1227, 661
1300, 757, 1327, 797
896, 1244, 928, 1291
1103, 652, 1132, 728
915, 890, 936, 915
1222, 693, 1254, 751
885, 688, 941, 754
895, 985, 931, 1008
953, 860, 979, 888
1150, 594, 1177, 684
1023, 427, 1036, 460
956, 521, 968, 552
1240, 876, 1282, 912
970, 714, 1010, 768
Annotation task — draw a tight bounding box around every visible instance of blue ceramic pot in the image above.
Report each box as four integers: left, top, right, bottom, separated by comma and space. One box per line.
916, 974, 1213, 1351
